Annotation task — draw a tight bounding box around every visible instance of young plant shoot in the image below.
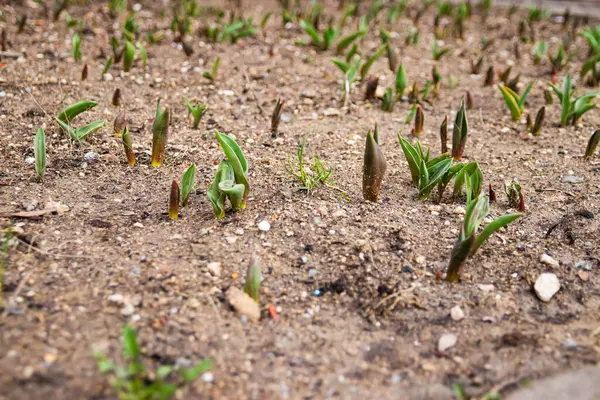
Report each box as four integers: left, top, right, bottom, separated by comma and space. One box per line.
34, 128, 46, 181
169, 180, 180, 220
363, 130, 387, 202
151, 101, 170, 167
114, 109, 126, 136
184, 98, 207, 129
123, 40, 135, 72
271, 98, 284, 136
497, 81, 534, 121
180, 163, 196, 207
202, 57, 220, 81
57, 100, 97, 123
121, 126, 135, 167
550, 74, 598, 126
412, 104, 424, 136
94, 325, 213, 400
440, 115, 448, 154
505, 179, 525, 212
286, 132, 334, 193
446, 194, 522, 282
208, 131, 250, 218
531, 106, 545, 135
72, 33, 81, 61
452, 100, 468, 160
244, 255, 262, 303
585, 129, 600, 159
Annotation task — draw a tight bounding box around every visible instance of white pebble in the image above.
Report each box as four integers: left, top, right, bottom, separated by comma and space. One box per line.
258, 220, 271, 232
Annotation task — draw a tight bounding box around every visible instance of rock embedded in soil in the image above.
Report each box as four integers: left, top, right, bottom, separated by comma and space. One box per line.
540, 253, 559, 268
206, 262, 221, 277
226, 287, 260, 322
450, 306, 465, 321
562, 175, 585, 184
258, 220, 271, 232
438, 333, 457, 352
534, 273, 560, 302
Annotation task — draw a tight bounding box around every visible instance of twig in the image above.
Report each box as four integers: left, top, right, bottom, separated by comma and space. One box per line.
243, 67, 265, 116
15, 237, 99, 259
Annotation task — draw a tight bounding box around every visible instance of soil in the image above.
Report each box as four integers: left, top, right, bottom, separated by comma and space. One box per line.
1, 1, 600, 399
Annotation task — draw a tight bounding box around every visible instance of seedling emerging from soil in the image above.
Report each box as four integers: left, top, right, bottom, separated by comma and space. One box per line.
72, 33, 81, 61
112, 88, 121, 106
440, 116, 448, 153
550, 74, 598, 126
57, 100, 97, 123
532, 40, 547, 65
202, 57, 220, 81
544, 88, 554, 105
81, 63, 88, 81
139, 44, 147, 68
180, 163, 196, 207
299, 20, 338, 51
184, 99, 207, 129
431, 40, 449, 61
336, 21, 366, 55
453, 162, 483, 203
531, 106, 545, 136
360, 45, 387, 80
484, 66, 494, 86
452, 100, 468, 160
465, 90, 474, 110
380, 28, 397, 72
271, 98, 284, 136
287, 132, 334, 193
102, 56, 113, 76
585, 129, 600, 159
121, 127, 135, 167
114, 110, 126, 136
470, 56, 484, 74
581, 53, 600, 87
94, 325, 213, 400
244, 255, 262, 303
363, 130, 387, 202
446, 194, 522, 282
56, 119, 105, 142
123, 41, 135, 72
151, 101, 170, 167
208, 131, 250, 217
405, 26, 419, 46
381, 88, 395, 112
489, 184, 497, 203
365, 76, 379, 101
412, 104, 424, 136
34, 128, 46, 181
395, 64, 408, 99
497, 81, 534, 121
400, 136, 454, 200
169, 180, 180, 219
504, 179, 525, 212
549, 44, 569, 73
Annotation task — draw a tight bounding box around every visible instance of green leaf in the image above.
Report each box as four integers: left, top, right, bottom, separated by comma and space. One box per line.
560, 74, 572, 126
218, 180, 246, 210
72, 33, 81, 61
395, 64, 407, 98
498, 84, 522, 121
34, 128, 46, 181
57, 100, 97, 123
123, 40, 135, 72
336, 31, 363, 54
419, 157, 452, 200
180, 163, 196, 207
93, 351, 115, 373
585, 129, 600, 158
398, 135, 421, 186
243, 256, 262, 303
139, 43, 147, 68
156, 365, 174, 380
73, 120, 105, 141
122, 325, 141, 359
208, 160, 233, 219
518, 80, 535, 110
180, 359, 214, 383
452, 100, 468, 159
332, 58, 350, 73
360, 44, 387, 79
102, 56, 113, 75
299, 20, 322, 49
212, 56, 220, 78
471, 213, 522, 255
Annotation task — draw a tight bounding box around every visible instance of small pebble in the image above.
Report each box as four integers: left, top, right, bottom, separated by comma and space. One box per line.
438, 333, 457, 352
540, 253, 559, 268
258, 220, 271, 232
534, 273, 560, 302
207, 262, 221, 277
450, 305, 465, 321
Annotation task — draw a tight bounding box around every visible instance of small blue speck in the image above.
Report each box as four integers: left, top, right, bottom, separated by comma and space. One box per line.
313, 290, 321, 296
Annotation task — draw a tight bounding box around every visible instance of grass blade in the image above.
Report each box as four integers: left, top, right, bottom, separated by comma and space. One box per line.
34, 127, 46, 181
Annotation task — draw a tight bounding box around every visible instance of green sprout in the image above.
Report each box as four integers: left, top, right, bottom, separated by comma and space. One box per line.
585, 129, 600, 159
381, 88, 395, 112
180, 163, 196, 207
72, 33, 81, 61
484, 66, 494, 86
102, 56, 113, 76
470, 56, 484, 74
549, 44, 570, 73
531, 106, 545, 136
202, 57, 220, 81
452, 100, 468, 160
336, 19, 367, 55
123, 13, 139, 42
331, 58, 359, 106
550, 74, 598, 126
453, 162, 483, 203
581, 53, 600, 87
123, 40, 135, 72
122, 126, 135, 167
244, 255, 262, 303
34, 128, 46, 182
446, 194, 522, 282
184, 99, 207, 129
151, 101, 170, 167
440, 115, 448, 153
412, 104, 424, 136
431, 40, 449, 61
208, 132, 249, 218
56, 119, 105, 142
359, 44, 387, 79
260, 12, 272, 35
398, 136, 452, 201
580, 25, 600, 56
169, 180, 180, 220
395, 63, 408, 99
497, 81, 535, 121
57, 100, 97, 123
299, 20, 338, 51
405, 25, 420, 46
363, 130, 387, 202
504, 179, 525, 212
532, 40, 547, 65
94, 325, 213, 400
139, 43, 147, 68
286, 131, 334, 193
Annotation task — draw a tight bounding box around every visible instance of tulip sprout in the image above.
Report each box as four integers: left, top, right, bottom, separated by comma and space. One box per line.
431, 40, 449, 61
244, 255, 262, 303
114, 110, 126, 136
412, 104, 424, 136
180, 163, 196, 207
363, 130, 387, 202
34, 128, 46, 182
440, 116, 448, 154
550, 74, 598, 126
202, 57, 220, 81
446, 194, 522, 282
497, 81, 534, 121
299, 20, 338, 51
451, 100, 468, 160
73, 33, 81, 61
122, 126, 135, 167
208, 131, 250, 218
381, 88, 395, 112
169, 180, 180, 220
271, 98, 284, 136
585, 129, 600, 159
123, 41, 135, 72
505, 179, 525, 212
395, 64, 407, 99
531, 106, 545, 135
55, 101, 104, 142
57, 100, 97, 123
151, 101, 170, 167
184, 98, 207, 129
